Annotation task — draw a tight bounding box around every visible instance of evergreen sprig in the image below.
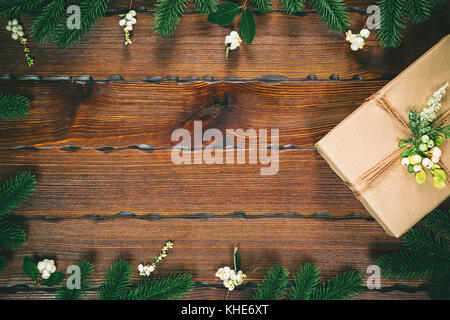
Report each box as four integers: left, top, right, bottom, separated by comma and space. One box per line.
193, 0, 218, 15
308, 0, 349, 33
281, 0, 305, 15
253, 263, 362, 300
153, 0, 188, 38
57, 260, 94, 300
253, 265, 290, 300
124, 273, 194, 300
251, 0, 273, 14
0, 93, 31, 121
0, 0, 49, 18
405, 0, 432, 24
377, 209, 450, 299
0, 219, 27, 251
0, 255, 7, 274
98, 259, 133, 300
31, 0, 69, 43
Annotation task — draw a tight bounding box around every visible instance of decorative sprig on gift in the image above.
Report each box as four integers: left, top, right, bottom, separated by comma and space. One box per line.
208, 1, 255, 59
399, 82, 450, 189
5, 19, 33, 66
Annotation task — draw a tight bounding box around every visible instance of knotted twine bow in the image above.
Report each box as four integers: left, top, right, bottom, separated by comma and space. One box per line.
346, 94, 450, 199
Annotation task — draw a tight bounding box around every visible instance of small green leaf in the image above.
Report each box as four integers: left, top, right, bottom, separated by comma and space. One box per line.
233, 247, 241, 272
401, 148, 413, 157
41, 271, 64, 287
407, 164, 415, 173
208, 2, 241, 26
23, 257, 39, 282
433, 176, 445, 189
435, 135, 444, 146
415, 170, 426, 184
398, 140, 408, 148
240, 9, 256, 44
432, 169, 447, 182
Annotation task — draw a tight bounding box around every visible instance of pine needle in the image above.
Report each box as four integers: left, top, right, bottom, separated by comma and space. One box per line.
0, 171, 36, 218
253, 265, 289, 300
376, 0, 407, 48
123, 273, 194, 300
0, 93, 31, 121
0, 219, 27, 251
308, 0, 349, 33
153, 0, 188, 38
288, 262, 321, 300
251, 0, 273, 14
193, 0, 217, 15
281, 0, 305, 15
98, 259, 132, 300
309, 270, 363, 300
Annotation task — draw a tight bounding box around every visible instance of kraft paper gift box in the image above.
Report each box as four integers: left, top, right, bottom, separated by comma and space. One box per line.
315, 35, 450, 238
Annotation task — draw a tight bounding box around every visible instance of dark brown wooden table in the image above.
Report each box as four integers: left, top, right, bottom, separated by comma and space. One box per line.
0, 0, 449, 300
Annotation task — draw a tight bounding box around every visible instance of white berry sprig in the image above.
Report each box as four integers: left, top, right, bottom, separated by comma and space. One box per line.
5, 19, 34, 67
138, 240, 174, 277
37, 259, 57, 280
119, 9, 137, 45
345, 29, 370, 51
225, 31, 242, 60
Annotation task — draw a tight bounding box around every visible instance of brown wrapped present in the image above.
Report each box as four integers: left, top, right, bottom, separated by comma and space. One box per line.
316, 35, 450, 238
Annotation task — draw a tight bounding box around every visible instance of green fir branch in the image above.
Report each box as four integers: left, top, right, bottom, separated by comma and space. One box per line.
429, 272, 450, 300
425, 209, 450, 240
281, 0, 305, 14
377, 0, 407, 48
308, 0, 349, 33
253, 265, 289, 300
0, 0, 50, 18
0, 171, 36, 218
54, 0, 110, 49
405, 0, 432, 24
309, 270, 363, 300
193, 0, 218, 15
251, 0, 273, 14
98, 259, 133, 300
57, 260, 94, 300
153, 0, 188, 38
0, 219, 27, 251
123, 273, 194, 300
31, 0, 69, 43
288, 262, 321, 300
0, 93, 31, 121
402, 227, 450, 259
0, 255, 7, 274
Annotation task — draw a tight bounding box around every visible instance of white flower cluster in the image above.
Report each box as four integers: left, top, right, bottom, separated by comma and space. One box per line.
215, 266, 246, 291
420, 82, 449, 123
37, 259, 56, 280
225, 31, 242, 51
6, 19, 24, 40
138, 241, 173, 277
119, 10, 137, 45
401, 147, 442, 171
345, 29, 370, 51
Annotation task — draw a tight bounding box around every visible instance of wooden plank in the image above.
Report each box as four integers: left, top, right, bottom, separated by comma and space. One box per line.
0, 217, 429, 299
0, 80, 387, 148
0, 10, 448, 79
0, 148, 366, 217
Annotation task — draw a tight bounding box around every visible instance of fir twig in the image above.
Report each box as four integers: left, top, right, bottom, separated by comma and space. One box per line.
308, 0, 349, 33
288, 262, 321, 300
0, 171, 36, 218
123, 273, 194, 300
193, 0, 217, 15
377, 0, 407, 48
405, 0, 432, 24
153, 0, 188, 38
0, 219, 27, 251
309, 270, 363, 300
402, 227, 450, 259
57, 260, 94, 300
0, 93, 31, 121
98, 259, 133, 300
31, 0, 69, 43
425, 209, 450, 240
253, 265, 289, 300
281, 0, 305, 14
251, 0, 273, 14
0, 0, 49, 18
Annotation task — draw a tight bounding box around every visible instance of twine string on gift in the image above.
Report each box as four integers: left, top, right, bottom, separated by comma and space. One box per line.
348, 94, 449, 198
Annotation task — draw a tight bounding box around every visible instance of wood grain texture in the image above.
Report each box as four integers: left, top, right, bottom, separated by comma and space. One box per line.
0, 218, 431, 300
0, 10, 448, 79
0, 80, 386, 148
0, 148, 367, 217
